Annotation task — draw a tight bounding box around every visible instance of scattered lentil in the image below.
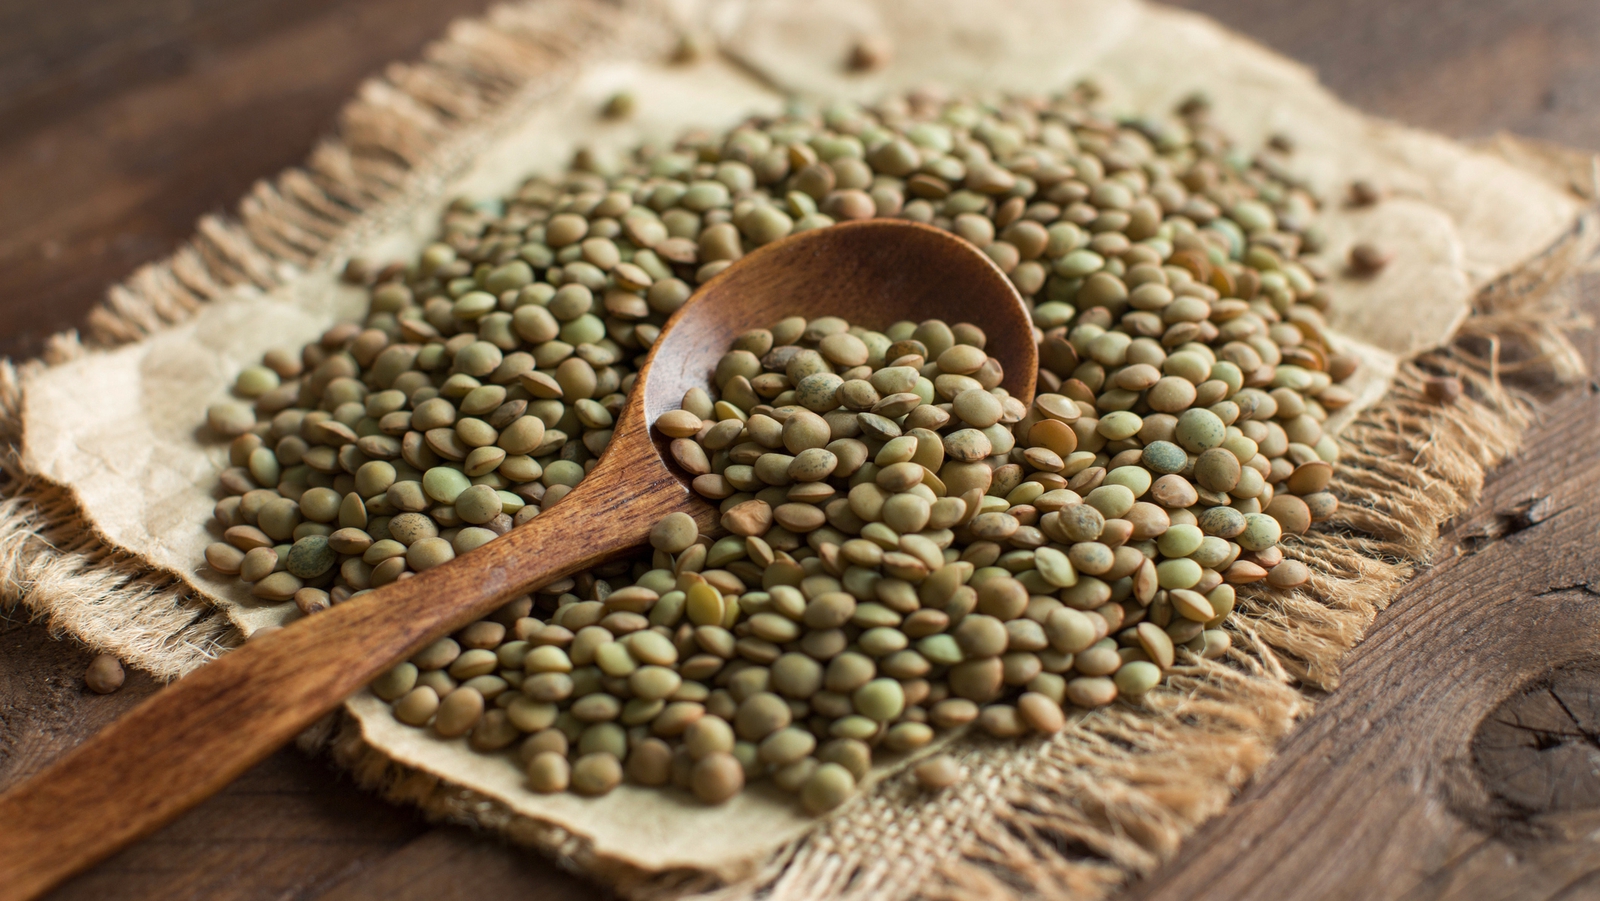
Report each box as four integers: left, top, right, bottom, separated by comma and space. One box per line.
847, 35, 893, 73
1347, 179, 1384, 207
1424, 376, 1463, 405
1349, 242, 1393, 274
84, 654, 125, 694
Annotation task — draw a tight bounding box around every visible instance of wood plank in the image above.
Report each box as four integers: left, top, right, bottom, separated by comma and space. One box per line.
1127, 270, 1600, 901
1172, 0, 1600, 150
0, 618, 160, 789
45, 752, 430, 901
311, 830, 600, 901
0, 618, 433, 901
0, 625, 598, 901
0, 0, 495, 361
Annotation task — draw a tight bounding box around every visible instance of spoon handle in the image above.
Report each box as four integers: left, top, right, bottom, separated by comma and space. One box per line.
0, 463, 692, 901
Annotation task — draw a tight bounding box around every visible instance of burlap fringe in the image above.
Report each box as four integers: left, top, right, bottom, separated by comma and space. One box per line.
0, 361, 235, 679
1, 0, 1595, 898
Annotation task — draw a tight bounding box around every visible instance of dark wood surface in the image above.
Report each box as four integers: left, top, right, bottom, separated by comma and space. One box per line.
1, 1, 1598, 899
1127, 268, 1600, 901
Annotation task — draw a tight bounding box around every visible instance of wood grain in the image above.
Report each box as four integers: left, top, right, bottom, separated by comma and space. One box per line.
1170, 0, 1600, 151
1124, 269, 1600, 901
0, 0, 496, 361
1, 2, 1598, 900
0, 219, 1029, 901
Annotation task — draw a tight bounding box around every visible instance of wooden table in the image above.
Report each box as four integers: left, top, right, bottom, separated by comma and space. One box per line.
2, 1, 1598, 898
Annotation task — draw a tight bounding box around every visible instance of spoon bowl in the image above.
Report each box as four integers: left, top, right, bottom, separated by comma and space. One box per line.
643, 218, 1036, 426
0, 219, 1034, 901
641, 219, 1036, 486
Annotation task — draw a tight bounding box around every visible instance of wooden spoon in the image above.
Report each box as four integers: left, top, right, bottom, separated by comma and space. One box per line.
0, 218, 1035, 901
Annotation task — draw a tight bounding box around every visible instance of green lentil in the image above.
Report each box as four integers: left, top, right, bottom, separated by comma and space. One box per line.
852, 678, 905, 722
527, 751, 571, 793
205, 88, 1361, 815
692, 751, 746, 803
454, 484, 504, 524
1238, 513, 1284, 551
1114, 661, 1163, 696
650, 512, 698, 553
1174, 409, 1227, 453
801, 762, 856, 814
571, 752, 623, 796
285, 536, 336, 579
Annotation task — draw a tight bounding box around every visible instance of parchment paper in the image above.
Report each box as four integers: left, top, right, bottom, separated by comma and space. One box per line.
18, 0, 1585, 877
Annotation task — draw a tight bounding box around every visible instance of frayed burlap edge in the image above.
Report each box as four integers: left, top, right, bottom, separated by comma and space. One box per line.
0, 0, 1595, 897
0, 361, 236, 678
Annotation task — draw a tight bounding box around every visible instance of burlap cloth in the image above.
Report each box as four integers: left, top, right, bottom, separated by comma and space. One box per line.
3, 0, 1597, 897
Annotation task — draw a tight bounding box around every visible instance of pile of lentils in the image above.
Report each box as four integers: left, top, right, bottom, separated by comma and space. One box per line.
201, 85, 1357, 812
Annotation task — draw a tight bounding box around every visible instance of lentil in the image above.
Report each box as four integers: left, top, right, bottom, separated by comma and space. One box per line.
202, 88, 1360, 814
